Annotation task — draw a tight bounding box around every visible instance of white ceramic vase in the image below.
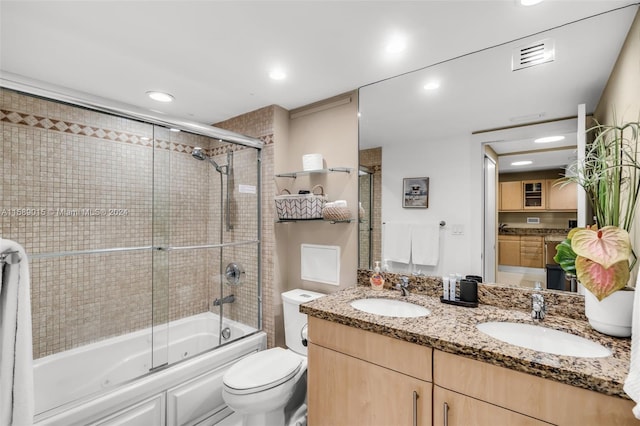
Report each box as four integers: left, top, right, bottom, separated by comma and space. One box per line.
583, 288, 634, 337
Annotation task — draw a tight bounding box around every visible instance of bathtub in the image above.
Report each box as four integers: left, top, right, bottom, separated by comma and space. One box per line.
34, 312, 265, 426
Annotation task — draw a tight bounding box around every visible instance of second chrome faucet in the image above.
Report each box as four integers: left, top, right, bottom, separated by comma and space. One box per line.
531, 282, 546, 320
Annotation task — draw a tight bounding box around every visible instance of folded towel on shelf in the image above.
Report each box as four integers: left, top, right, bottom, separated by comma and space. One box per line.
0, 239, 34, 426
624, 273, 640, 418
411, 223, 440, 266
383, 222, 411, 264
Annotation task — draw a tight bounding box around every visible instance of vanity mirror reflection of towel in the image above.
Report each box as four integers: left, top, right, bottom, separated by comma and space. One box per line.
411, 223, 440, 266
383, 222, 440, 266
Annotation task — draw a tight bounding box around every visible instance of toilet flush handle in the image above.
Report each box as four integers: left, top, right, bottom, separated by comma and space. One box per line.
301, 324, 309, 347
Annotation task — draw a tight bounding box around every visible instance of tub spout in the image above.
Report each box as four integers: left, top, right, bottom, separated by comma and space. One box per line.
213, 294, 235, 306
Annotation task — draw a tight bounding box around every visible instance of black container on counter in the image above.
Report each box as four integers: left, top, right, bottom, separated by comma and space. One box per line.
460, 279, 478, 303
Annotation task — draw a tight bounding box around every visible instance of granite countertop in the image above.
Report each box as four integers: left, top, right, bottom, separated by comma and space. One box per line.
499, 227, 570, 237
301, 286, 631, 399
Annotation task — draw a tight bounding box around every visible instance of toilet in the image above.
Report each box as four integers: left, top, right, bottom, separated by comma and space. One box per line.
222, 289, 324, 426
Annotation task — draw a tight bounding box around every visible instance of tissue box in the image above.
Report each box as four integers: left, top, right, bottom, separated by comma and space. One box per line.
302, 153, 323, 171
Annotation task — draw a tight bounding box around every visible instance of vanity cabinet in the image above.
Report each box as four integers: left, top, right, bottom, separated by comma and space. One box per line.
307, 317, 432, 426
434, 350, 637, 425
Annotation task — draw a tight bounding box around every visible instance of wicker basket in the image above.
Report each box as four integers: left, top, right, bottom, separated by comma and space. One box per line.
322, 206, 352, 221
275, 185, 327, 220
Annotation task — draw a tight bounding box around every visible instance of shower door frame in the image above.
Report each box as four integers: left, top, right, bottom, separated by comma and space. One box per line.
1, 74, 264, 372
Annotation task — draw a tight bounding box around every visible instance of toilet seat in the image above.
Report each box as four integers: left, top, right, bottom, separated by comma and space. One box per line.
223, 347, 302, 395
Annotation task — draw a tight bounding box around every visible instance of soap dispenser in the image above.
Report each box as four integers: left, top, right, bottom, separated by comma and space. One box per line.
370, 261, 385, 291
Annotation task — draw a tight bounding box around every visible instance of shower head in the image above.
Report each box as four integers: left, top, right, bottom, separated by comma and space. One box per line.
191, 147, 227, 174
192, 147, 207, 161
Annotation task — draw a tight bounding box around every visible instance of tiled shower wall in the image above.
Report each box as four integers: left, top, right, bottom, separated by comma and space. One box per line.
359, 147, 381, 268
215, 106, 276, 348
0, 88, 261, 358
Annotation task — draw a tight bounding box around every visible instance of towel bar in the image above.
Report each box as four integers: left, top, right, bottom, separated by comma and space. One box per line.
0, 250, 21, 265
383, 221, 446, 227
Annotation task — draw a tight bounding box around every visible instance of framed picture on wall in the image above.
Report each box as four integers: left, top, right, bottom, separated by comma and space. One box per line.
402, 177, 429, 208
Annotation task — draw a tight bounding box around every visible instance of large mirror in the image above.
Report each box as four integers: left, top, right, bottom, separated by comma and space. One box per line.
358, 5, 638, 289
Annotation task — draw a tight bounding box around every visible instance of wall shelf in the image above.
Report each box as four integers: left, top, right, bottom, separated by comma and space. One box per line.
275, 167, 353, 178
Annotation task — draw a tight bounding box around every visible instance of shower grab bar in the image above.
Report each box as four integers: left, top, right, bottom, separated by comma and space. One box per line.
25, 240, 260, 260
0, 250, 21, 265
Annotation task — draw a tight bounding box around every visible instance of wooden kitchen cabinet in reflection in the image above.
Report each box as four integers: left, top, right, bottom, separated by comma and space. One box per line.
498, 177, 577, 212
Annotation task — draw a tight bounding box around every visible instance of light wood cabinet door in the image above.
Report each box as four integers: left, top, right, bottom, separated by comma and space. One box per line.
523, 180, 546, 209
498, 235, 520, 266
308, 343, 432, 426
547, 179, 578, 210
499, 181, 523, 211
433, 386, 551, 426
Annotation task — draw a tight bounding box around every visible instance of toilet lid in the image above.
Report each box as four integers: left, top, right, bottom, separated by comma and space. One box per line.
223, 347, 302, 394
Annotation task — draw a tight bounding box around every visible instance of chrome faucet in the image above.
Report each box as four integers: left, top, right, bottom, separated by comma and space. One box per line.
213, 294, 235, 307
531, 282, 546, 320
396, 276, 410, 296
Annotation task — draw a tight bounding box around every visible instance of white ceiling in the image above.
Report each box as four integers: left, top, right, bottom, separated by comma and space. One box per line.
1, 1, 637, 128
357, 3, 637, 174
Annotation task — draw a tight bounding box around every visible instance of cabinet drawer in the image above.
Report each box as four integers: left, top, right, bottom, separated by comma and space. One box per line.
433, 350, 636, 425
433, 386, 551, 425
520, 236, 543, 244
308, 317, 432, 382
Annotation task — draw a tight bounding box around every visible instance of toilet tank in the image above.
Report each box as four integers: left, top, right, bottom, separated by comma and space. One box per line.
282, 289, 324, 356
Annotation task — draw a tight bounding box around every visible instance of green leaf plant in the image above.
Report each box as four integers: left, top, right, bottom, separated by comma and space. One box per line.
554, 119, 640, 300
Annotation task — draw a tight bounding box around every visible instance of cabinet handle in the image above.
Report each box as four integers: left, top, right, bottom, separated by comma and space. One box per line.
412, 390, 419, 426
443, 402, 449, 426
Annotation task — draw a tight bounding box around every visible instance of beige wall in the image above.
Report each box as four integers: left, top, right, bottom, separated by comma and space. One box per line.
277, 92, 359, 292
218, 93, 359, 348
594, 9, 640, 125
594, 8, 640, 283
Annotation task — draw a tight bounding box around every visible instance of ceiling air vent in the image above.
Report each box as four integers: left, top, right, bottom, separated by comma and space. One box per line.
512, 38, 555, 71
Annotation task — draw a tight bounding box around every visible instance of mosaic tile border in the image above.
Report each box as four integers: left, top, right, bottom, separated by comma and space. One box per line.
1, 108, 272, 155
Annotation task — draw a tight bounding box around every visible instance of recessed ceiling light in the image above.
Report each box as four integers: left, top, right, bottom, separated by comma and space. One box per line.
511, 160, 533, 166
534, 135, 565, 143
269, 69, 287, 80
146, 91, 174, 103
169, 128, 181, 133
423, 81, 440, 91
521, 0, 544, 5
385, 34, 407, 54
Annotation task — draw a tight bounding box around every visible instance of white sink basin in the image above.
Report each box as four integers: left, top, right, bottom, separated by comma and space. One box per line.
350, 298, 430, 318
477, 322, 611, 358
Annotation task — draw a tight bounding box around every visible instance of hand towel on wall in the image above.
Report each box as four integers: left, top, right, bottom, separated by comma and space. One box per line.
383, 222, 411, 264
0, 239, 34, 426
624, 272, 640, 418
411, 223, 440, 266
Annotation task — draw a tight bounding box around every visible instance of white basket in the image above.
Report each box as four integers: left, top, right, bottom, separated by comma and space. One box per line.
275, 185, 327, 220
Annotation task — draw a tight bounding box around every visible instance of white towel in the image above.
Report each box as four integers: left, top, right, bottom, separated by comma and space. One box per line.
411, 223, 440, 266
625, 273, 640, 418
0, 239, 34, 426
383, 222, 411, 264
